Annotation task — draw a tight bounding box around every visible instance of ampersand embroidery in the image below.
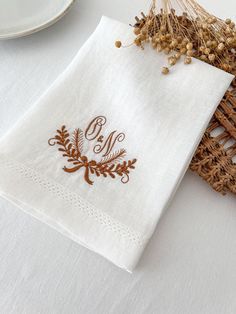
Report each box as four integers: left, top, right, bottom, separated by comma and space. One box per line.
48, 116, 137, 185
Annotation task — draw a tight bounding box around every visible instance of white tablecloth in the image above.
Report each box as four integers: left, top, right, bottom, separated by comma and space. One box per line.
0, 1, 236, 313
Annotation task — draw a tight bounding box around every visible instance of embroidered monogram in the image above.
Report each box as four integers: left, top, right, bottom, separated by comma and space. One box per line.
48, 116, 137, 185
85, 115, 125, 157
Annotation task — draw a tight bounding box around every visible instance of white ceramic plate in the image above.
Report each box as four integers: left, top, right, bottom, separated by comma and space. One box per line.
0, 0, 75, 39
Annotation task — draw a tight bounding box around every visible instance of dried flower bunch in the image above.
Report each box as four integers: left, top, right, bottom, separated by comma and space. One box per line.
115, 0, 236, 76
115, 0, 236, 194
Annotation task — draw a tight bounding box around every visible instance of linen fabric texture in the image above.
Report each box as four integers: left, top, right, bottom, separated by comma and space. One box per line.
0, 17, 233, 271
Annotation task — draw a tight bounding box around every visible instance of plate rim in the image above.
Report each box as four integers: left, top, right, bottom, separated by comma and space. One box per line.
0, 0, 75, 40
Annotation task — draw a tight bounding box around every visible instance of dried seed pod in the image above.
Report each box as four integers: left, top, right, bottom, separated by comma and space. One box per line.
184, 56, 192, 64
175, 52, 181, 60
134, 38, 141, 46
115, 41, 122, 48
168, 56, 177, 66
180, 47, 187, 54
186, 42, 193, 50
134, 28, 141, 35
160, 35, 166, 41
187, 50, 194, 56
177, 36, 182, 43
141, 28, 147, 35
162, 67, 169, 74
171, 39, 178, 47
160, 26, 166, 33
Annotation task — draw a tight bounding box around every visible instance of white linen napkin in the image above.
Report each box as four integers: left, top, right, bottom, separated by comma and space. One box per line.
0, 16, 233, 272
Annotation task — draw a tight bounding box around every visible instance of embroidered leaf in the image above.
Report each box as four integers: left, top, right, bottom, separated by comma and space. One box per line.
95, 169, 100, 176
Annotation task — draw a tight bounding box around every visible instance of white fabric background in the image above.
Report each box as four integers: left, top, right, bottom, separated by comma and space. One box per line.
0, 0, 236, 313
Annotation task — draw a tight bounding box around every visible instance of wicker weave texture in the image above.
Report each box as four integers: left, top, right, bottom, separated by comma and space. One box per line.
190, 84, 236, 195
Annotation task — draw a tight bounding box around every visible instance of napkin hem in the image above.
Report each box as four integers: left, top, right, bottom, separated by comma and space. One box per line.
0, 157, 146, 272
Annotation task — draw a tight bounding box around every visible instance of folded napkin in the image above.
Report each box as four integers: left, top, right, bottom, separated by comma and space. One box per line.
0, 16, 233, 272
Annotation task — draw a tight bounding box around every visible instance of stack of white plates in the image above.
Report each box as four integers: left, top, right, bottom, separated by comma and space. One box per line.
0, 0, 74, 39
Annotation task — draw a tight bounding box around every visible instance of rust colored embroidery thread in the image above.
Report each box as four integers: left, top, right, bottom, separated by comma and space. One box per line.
85, 115, 125, 157
48, 120, 137, 186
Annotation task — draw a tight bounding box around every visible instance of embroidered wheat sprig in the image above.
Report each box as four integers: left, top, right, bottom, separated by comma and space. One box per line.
100, 149, 126, 165
72, 128, 84, 157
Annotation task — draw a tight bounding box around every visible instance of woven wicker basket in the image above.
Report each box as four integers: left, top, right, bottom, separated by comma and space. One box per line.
190, 79, 236, 195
